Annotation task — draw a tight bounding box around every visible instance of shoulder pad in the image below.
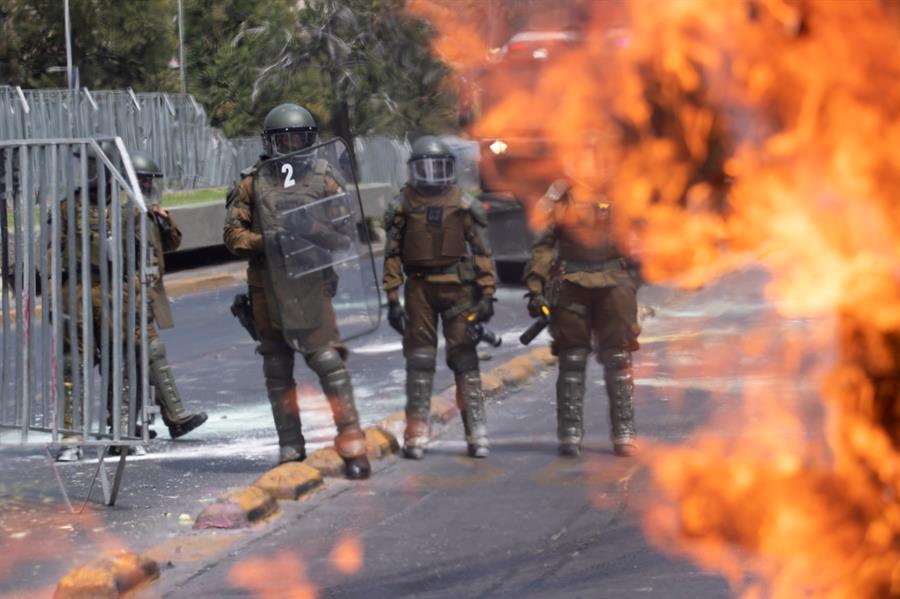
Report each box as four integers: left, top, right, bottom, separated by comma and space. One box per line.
384, 194, 404, 222
466, 194, 488, 226
545, 178, 570, 202
239, 163, 258, 178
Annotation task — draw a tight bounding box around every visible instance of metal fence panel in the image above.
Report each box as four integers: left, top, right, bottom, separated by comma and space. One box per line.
0, 87, 481, 198
0, 137, 150, 451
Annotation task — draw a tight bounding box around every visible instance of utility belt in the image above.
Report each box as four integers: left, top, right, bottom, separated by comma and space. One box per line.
403, 257, 477, 282
562, 257, 626, 273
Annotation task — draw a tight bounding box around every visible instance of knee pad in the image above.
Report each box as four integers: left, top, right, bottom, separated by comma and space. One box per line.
600, 350, 631, 372
559, 348, 589, 373
407, 348, 437, 373
148, 336, 166, 361
307, 348, 345, 378
447, 349, 479, 375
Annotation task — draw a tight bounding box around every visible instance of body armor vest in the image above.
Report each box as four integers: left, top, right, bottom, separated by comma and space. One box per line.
59, 191, 129, 276
252, 159, 330, 333
400, 186, 467, 267
556, 198, 621, 265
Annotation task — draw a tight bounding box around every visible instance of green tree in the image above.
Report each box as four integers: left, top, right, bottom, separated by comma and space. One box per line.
184, 0, 457, 140
256, 0, 457, 142
0, 0, 178, 91
183, 0, 309, 137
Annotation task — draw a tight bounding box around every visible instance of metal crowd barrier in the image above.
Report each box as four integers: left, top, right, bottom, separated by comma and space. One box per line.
0, 87, 482, 197
0, 86, 239, 190
0, 136, 151, 509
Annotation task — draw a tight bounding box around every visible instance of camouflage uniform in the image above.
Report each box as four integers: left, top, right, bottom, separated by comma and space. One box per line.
224, 157, 369, 472
383, 184, 497, 458
524, 178, 639, 457
54, 190, 140, 439
144, 207, 208, 438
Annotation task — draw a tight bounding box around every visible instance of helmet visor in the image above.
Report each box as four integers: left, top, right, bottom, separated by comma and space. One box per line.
137, 173, 164, 203
409, 156, 455, 188
268, 130, 317, 156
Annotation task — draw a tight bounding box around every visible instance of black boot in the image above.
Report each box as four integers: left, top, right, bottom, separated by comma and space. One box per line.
456, 370, 489, 458
150, 337, 208, 439
557, 349, 588, 457
603, 350, 637, 457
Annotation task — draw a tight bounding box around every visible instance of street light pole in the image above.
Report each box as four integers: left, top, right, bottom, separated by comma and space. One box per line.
178, 0, 186, 93
64, 0, 74, 92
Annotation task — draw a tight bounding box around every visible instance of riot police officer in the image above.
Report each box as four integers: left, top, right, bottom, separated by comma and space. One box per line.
55, 141, 140, 460
223, 103, 371, 479
383, 136, 497, 459
523, 161, 640, 458
131, 150, 207, 438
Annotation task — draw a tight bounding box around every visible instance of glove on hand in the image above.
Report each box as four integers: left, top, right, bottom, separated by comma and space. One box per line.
471, 295, 495, 324
527, 293, 550, 319
387, 300, 408, 335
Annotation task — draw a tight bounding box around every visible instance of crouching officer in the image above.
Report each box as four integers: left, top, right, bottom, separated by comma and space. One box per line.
383, 136, 498, 459
131, 150, 208, 438
223, 103, 370, 479
523, 165, 640, 458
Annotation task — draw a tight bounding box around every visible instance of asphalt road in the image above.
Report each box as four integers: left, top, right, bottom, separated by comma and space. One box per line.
0, 269, 550, 598
0, 265, 830, 598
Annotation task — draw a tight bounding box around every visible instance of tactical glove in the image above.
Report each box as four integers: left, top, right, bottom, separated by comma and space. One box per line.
527, 293, 550, 319
387, 300, 408, 335
471, 295, 495, 324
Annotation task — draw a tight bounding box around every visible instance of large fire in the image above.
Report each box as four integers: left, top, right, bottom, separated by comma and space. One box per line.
409, 0, 900, 596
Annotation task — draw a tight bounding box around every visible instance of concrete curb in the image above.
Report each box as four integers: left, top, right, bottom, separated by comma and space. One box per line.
253, 462, 323, 501
54, 551, 159, 599
193, 486, 280, 530
165, 272, 245, 298
56, 342, 558, 597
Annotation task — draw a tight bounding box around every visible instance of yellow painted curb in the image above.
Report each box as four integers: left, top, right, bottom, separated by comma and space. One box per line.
54, 551, 159, 599
165, 272, 245, 298
365, 426, 400, 459
480, 372, 504, 398
490, 354, 537, 387
529, 345, 557, 366
304, 447, 345, 477
431, 393, 458, 422
253, 461, 323, 501
194, 486, 279, 530
378, 410, 407, 440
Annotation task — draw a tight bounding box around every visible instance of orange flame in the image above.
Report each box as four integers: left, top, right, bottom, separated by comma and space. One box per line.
328, 535, 364, 575
228, 550, 317, 599
410, 0, 900, 596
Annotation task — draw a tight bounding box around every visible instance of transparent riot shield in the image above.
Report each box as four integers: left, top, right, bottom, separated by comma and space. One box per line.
254, 138, 381, 350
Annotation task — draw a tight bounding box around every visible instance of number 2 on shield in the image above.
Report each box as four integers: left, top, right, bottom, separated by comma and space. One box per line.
282, 163, 296, 188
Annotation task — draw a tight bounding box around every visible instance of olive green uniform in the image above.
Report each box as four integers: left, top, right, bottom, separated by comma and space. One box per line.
141, 210, 208, 437
524, 179, 639, 455
146, 210, 181, 329
383, 185, 497, 452
224, 159, 367, 462
54, 191, 141, 436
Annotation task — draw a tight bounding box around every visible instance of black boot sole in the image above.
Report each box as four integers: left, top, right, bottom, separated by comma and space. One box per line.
344, 456, 371, 480
166, 412, 209, 439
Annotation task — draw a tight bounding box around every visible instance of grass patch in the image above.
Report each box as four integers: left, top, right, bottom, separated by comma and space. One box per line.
162, 187, 227, 208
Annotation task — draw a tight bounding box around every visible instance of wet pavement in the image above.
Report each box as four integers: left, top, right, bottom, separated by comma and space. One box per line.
0, 265, 831, 598
0, 268, 546, 598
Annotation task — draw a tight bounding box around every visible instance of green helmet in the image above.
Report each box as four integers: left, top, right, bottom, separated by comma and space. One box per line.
408, 135, 455, 191
129, 149, 164, 203
262, 103, 318, 157
73, 139, 118, 187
